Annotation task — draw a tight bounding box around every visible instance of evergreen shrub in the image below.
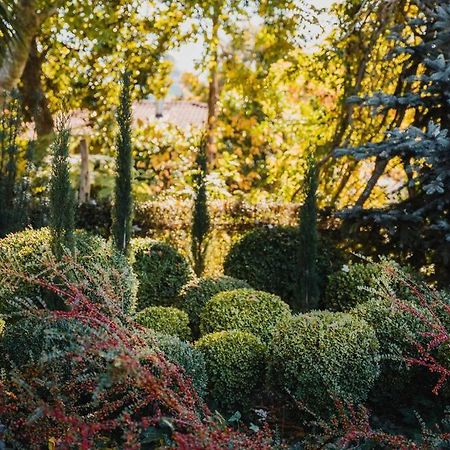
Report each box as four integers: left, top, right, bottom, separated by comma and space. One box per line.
224, 226, 344, 307
0, 228, 136, 314
268, 311, 380, 411
135, 306, 191, 341
200, 288, 291, 344
132, 238, 193, 310
177, 276, 250, 337
195, 330, 265, 412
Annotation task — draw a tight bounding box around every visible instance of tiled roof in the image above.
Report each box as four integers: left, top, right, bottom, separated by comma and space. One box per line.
25, 100, 208, 138
132, 100, 208, 129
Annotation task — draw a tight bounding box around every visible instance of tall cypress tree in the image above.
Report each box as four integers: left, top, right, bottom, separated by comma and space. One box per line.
297, 154, 320, 312
112, 71, 133, 256
0, 91, 32, 237
49, 119, 75, 259
191, 136, 210, 276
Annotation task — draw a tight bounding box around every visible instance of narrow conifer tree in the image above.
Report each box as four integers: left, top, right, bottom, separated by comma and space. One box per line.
191, 136, 210, 276
49, 119, 75, 259
112, 71, 133, 255
297, 154, 320, 311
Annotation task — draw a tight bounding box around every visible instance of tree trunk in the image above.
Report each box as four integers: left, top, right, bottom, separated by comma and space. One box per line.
20, 38, 54, 137
0, 0, 43, 92
78, 138, 90, 204
206, 12, 220, 163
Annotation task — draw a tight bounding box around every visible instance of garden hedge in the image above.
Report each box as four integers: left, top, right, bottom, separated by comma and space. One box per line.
223, 226, 345, 307
195, 330, 266, 412
135, 306, 191, 341
177, 275, 250, 338
268, 311, 380, 411
132, 238, 193, 310
200, 288, 291, 344
0, 228, 137, 314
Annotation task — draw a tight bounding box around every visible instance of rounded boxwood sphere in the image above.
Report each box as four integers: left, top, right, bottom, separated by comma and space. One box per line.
177, 276, 251, 338
200, 288, 291, 344
195, 330, 266, 412
268, 311, 380, 411
135, 306, 191, 341
223, 226, 345, 307
132, 238, 194, 310
0, 228, 137, 314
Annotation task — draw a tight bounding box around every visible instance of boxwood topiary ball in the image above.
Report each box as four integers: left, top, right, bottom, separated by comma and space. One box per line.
268, 311, 380, 412
223, 226, 345, 308
195, 330, 266, 412
135, 306, 191, 341
200, 288, 291, 344
132, 238, 194, 310
177, 276, 251, 338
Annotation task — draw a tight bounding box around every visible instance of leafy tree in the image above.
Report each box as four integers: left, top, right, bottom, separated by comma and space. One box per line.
334, 0, 450, 284
49, 118, 75, 259
191, 136, 210, 276
112, 72, 133, 256
0, 1, 188, 140
166, 0, 318, 162
297, 154, 319, 311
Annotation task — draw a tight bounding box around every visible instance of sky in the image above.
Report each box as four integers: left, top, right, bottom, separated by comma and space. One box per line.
169, 0, 339, 74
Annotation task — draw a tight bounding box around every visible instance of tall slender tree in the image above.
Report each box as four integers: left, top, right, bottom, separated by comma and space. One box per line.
191, 136, 210, 276
49, 118, 75, 259
111, 71, 133, 256
297, 154, 320, 311
0, 91, 31, 236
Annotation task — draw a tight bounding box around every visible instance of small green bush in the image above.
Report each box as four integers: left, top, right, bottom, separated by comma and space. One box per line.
0, 228, 137, 314
268, 311, 380, 411
223, 226, 345, 307
132, 238, 194, 310
200, 289, 291, 344
151, 333, 208, 397
135, 306, 191, 341
324, 262, 382, 311
195, 330, 266, 412
177, 276, 250, 338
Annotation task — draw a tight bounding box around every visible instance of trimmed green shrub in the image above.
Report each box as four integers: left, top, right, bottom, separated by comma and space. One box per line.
268, 311, 380, 411
150, 333, 208, 397
200, 289, 291, 344
177, 276, 251, 337
0, 228, 137, 314
324, 262, 382, 312
223, 226, 345, 307
135, 306, 191, 341
132, 238, 194, 310
195, 330, 266, 412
